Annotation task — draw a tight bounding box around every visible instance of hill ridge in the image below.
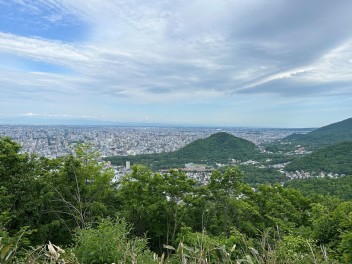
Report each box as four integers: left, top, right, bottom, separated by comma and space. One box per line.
284, 117, 352, 149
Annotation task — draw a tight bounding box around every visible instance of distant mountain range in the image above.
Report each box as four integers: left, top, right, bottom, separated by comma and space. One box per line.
107, 132, 259, 169
283, 117, 352, 149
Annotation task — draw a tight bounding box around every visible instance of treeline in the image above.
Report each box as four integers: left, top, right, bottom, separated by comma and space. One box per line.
1, 136, 352, 263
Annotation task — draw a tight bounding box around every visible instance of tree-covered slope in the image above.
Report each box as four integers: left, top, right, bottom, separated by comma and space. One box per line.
284, 117, 352, 148
285, 141, 352, 174
106, 132, 259, 169
239, 164, 289, 185
284, 176, 352, 200
172, 132, 257, 161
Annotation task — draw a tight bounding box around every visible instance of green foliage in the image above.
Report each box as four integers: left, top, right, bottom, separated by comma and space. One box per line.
1, 136, 351, 263
0, 186, 11, 228
0, 227, 34, 263
207, 167, 244, 237
240, 164, 289, 185
0, 136, 50, 242
117, 165, 196, 251
50, 144, 115, 229
0, 138, 116, 246
262, 141, 298, 154
0, 136, 24, 183
339, 232, 352, 263
309, 200, 352, 262
165, 228, 334, 264
171, 227, 239, 263
285, 175, 352, 200
74, 217, 154, 264
276, 234, 312, 260
285, 141, 352, 174
1, 232, 77, 263
253, 185, 311, 232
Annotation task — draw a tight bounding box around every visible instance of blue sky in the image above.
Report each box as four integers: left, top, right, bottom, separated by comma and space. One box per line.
1, 0, 352, 127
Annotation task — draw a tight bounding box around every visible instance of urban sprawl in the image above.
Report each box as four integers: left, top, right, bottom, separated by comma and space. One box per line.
0, 125, 320, 182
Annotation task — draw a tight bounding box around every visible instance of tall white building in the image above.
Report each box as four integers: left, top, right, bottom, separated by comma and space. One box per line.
126, 161, 131, 170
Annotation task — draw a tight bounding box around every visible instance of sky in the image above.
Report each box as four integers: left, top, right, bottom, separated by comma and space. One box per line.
1, 0, 352, 128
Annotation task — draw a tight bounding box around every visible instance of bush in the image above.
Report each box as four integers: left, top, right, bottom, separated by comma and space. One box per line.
74, 217, 155, 264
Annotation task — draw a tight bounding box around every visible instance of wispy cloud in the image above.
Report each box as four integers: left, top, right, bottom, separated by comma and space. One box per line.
0, 33, 89, 66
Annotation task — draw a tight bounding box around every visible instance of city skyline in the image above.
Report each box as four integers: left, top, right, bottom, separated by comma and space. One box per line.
1, 1, 352, 128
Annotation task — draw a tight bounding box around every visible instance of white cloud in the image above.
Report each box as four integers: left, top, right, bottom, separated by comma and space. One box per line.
240, 67, 314, 91
308, 39, 352, 82
0, 33, 89, 66
1, 0, 352, 126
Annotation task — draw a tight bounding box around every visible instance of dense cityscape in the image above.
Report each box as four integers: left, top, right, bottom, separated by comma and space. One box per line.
0, 125, 315, 182
1, 125, 340, 182
0, 125, 308, 158
1, 124, 344, 182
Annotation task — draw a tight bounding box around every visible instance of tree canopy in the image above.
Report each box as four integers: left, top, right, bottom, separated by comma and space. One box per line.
1, 135, 351, 263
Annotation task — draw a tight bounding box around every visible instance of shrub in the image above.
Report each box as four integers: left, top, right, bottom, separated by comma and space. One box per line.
74, 217, 154, 264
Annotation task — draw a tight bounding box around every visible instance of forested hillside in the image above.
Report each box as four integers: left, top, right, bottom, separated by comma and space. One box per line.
1, 136, 352, 263
239, 164, 289, 185
284, 117, 352, 149
285, 176, 352, 200
285, 141, 352, 175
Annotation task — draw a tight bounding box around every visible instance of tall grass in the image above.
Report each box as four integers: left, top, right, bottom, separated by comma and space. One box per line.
1, 225, 339, 263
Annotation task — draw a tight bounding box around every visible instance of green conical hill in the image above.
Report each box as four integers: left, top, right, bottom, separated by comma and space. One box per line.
106, 132, 259, 169
173, 132, 257, 162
